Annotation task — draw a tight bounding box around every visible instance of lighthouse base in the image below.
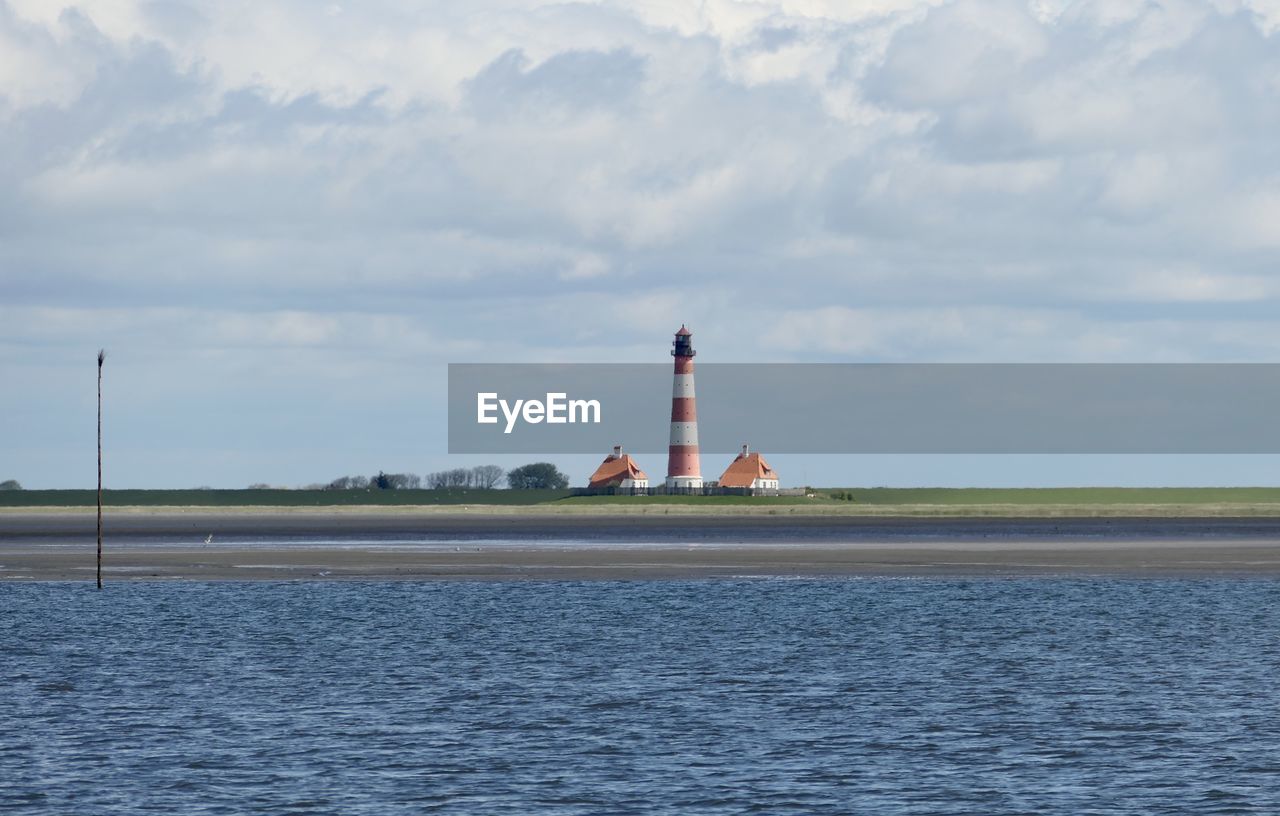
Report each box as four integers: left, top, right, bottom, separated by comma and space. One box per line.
665, 476, 704, 489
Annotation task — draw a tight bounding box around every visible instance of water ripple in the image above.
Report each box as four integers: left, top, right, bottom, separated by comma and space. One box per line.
4, 579, 1280, 813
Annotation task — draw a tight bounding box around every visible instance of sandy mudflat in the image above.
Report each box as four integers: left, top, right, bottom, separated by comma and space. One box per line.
4, 510, 1280, 580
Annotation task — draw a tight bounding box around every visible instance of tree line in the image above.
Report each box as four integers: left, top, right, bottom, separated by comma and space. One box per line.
0, 465, 572, 492
312, 463, 568, 491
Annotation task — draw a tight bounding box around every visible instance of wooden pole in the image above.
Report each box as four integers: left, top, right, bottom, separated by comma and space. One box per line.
97, 349, 105, 590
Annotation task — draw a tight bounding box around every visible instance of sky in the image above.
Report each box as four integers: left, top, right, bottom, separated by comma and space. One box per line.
4, 0, 1280, 488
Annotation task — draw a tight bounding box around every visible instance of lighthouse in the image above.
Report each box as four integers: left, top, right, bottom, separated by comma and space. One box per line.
666, 325, 703, 490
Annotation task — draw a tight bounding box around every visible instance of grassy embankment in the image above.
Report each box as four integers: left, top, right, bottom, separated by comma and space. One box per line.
568, 488, 1280, 516
0, 489, 570, 507
5, 487, 1280, 516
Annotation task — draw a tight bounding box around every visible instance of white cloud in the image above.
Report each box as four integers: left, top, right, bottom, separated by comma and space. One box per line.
3, 0, 1280, 369
7, 0, 1280, 486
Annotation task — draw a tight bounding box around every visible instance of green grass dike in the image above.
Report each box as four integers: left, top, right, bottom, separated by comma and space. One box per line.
0, 488, 571, 508
5, 486, 1280, 516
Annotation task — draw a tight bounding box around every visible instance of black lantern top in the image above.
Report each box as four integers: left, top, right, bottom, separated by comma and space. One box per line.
672, 325, 695, 358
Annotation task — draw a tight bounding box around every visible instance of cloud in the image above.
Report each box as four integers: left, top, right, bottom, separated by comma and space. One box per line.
3, 0, 1278, 349
4, 0, 1280, 485
465, 47, 647, 119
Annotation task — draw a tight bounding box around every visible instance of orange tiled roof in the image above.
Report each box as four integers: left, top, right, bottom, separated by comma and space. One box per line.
589, 453, 649, 488
719, 451, 778, 488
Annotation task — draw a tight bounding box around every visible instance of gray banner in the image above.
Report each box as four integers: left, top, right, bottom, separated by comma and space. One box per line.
448, 363, 1280, 454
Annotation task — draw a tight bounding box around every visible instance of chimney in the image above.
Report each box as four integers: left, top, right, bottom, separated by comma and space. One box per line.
741, 444, 749, 458
612, 445, 622, 459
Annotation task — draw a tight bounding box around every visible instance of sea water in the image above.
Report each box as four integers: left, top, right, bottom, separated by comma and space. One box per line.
4, 578, 1280, 814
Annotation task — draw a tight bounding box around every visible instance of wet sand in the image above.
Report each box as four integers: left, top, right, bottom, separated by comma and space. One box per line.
5, 510, 1280, 580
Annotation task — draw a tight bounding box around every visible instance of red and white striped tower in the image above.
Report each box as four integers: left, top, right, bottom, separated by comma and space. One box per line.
666, 325, 703, 490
